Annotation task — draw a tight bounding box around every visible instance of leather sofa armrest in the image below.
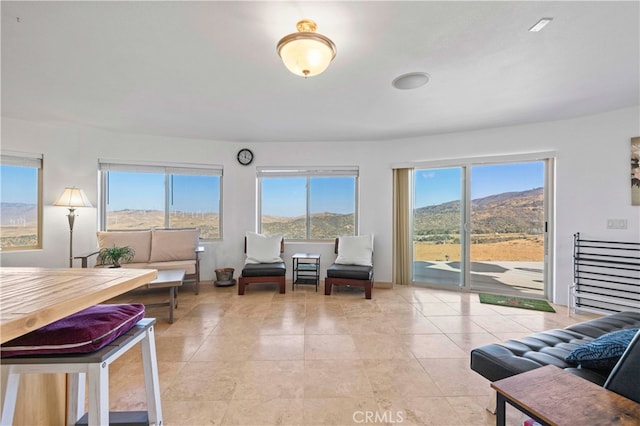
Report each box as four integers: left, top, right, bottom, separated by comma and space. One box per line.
604, 329, 640, 403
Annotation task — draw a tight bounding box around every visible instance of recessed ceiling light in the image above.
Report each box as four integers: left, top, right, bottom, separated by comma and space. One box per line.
529, 18, 553, 32
392, 72, 430, 90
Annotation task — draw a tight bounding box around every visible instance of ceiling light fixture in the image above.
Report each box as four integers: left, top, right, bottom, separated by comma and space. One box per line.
529, 17, 553, 32
392, 72, 430, 90
277, 19, 336, 78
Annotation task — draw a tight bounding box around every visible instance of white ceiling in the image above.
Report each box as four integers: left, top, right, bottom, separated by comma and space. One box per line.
2, 1, 639, 143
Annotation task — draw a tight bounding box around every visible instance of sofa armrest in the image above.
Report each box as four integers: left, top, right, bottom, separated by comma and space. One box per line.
74, 251, 99, 268
196, 246, 204, 267
193, 246, 204, 294
604, 329, 640, 403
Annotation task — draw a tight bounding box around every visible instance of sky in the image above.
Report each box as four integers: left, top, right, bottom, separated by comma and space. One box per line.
108, 174, 356, 216
107, 172, 220, 212
1, 165, 38, 204
3, 162, 543, 214
262, 177, 355, 217
414, 161, 544, 207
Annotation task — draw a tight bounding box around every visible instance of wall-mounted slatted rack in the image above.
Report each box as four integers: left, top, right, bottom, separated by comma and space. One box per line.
571, 232, 640, 314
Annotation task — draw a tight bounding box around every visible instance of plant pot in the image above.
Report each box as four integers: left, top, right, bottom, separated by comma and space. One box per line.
215, 268, 234, 281
214, 268, 236, 286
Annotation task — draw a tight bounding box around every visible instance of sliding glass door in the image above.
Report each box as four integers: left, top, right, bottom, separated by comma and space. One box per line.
412, 158, 549, 297
413, 167, 463, 288
469, 162, 545, 296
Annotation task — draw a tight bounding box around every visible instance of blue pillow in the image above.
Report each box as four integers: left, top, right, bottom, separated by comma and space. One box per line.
566, 328, 639, 370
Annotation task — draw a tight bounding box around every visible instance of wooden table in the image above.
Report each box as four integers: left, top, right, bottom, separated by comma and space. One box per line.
0, 267, 157, 425
145, 269, 185, 323
491, 365, 640, 426
1, 267, 157, 344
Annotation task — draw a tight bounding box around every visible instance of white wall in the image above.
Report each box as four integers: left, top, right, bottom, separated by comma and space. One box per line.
2, 106, 639, 305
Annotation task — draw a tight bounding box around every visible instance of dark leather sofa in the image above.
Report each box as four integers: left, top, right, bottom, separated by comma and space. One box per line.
470, 311, 640, 400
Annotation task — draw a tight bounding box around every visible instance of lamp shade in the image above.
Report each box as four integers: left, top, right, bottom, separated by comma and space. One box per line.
54, 187, 92, 208
277, 20, 336, 77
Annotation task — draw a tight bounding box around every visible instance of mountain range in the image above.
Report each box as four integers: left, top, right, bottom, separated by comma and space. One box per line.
0, 202, 37, 226
1, 187, 543, 238
414, 187, 544, 236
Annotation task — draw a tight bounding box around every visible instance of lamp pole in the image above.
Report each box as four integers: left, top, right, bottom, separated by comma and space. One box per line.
66, 207, 76, 268
54, 187, 92, 268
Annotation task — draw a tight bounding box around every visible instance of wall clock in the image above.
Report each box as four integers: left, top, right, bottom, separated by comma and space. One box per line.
237, 148, 254, 166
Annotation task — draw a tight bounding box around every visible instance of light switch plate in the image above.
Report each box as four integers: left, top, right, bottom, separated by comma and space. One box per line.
606, 219, 628, 229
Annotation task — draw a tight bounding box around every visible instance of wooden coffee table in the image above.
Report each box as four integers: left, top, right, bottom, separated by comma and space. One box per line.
491, 365, 640, 426
145, 269, 185, 323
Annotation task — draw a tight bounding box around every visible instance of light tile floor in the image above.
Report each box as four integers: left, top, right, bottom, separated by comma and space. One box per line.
106, 282, 599, 426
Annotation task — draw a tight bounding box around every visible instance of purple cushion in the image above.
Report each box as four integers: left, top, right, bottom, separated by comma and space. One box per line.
1, 304, 145, 358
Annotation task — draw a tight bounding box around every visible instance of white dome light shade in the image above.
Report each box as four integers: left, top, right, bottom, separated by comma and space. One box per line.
392, 72, 430, 90
277, 20, 336, 77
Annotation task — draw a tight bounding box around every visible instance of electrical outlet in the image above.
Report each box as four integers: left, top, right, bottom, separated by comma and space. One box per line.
606, 219, 628, 229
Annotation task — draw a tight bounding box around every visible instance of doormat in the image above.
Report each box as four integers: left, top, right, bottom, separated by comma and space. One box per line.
478, 293, 556, 313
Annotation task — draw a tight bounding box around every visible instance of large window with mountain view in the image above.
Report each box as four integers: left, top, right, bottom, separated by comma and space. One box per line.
412, 158, 550, 297
258, 167, 358, 240
0, 153, 43, 250
99, 161, 222, 239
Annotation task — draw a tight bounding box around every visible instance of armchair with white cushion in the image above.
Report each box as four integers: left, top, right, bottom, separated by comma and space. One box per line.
238, 232, 286, 295
325, 235, 374, 299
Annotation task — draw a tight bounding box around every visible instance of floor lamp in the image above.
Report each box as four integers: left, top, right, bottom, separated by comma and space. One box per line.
54, 187, 93, 268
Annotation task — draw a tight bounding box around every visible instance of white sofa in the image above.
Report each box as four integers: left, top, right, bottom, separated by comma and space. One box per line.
78, 228, 203, 294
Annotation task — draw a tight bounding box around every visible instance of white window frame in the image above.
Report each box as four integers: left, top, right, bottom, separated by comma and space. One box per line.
98, 159, 223, 240
257, 166, 359, 240
1, 151, 43, 251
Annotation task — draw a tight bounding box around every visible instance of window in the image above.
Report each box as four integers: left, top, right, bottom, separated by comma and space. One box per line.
0, 152, 43, 250
258, 167, 358, 240
99, 161, 222, 239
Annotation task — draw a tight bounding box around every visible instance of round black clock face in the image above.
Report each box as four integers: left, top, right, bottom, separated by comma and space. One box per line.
237, 148, 254, 166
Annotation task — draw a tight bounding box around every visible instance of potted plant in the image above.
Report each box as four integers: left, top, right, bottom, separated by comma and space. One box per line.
97, 245, 135, 268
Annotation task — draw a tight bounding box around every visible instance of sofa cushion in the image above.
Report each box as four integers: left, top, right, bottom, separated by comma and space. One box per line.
327, 263, 373, 280
107, 261, 195, 275
335, 235, 373, 266
241, 262, 286, 277
0, 304, 145, 358
97, 230, 151, 264
245, 232, 283, 264
95, 262, 150, 271
149, 229, 199, 262
148, 260, 196, 275
565, 328, 639, 370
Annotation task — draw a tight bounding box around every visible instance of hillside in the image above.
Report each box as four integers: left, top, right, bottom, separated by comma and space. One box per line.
0, 202, 37, 226
414, 187, 544, 237
1, 188, 543, 244
262, 212, 354, 239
